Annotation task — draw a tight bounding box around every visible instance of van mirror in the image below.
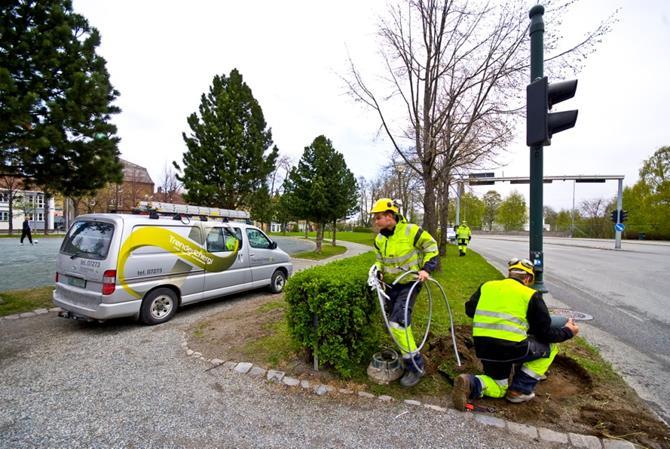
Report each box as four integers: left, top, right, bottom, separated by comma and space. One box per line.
269, 241, 278, 250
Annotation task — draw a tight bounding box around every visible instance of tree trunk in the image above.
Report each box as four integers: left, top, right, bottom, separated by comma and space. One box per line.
304, 220, 309, 238
438, 181, 449, 257
332, 219, 337, 246
43, 192, 51, 235
422, 177, 438, 238
8, 190, 14, 235
315, 223, 323, 253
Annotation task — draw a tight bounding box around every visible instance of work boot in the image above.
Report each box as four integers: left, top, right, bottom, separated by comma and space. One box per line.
399, 369, 423, 388
506, 389, 535, 403
452, 374, 473, 411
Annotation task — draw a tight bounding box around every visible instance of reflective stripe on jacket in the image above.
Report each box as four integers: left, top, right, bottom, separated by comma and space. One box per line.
472, 278, 534, 342
373, 221, 439, 284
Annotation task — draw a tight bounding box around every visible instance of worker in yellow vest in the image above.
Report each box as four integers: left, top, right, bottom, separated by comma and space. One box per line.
455, 221, 472, 256
370, 198, 439, 387
452, 257, 579, 409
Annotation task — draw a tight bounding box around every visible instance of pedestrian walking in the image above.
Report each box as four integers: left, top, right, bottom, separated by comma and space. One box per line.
20, 217, 33, 245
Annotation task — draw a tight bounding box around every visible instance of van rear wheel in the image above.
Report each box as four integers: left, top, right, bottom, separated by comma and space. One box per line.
140, 288, 178, 325
269, 270, 286, 293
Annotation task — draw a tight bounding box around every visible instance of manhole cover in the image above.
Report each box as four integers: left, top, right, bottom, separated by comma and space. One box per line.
548, 307, 593, 321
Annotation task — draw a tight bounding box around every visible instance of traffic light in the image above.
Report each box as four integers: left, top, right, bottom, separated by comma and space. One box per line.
527, 76, 579, 146
610, 210, 620, 223
621, 210, 628, 222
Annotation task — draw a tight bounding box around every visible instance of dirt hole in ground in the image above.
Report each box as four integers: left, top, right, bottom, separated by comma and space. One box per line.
189, 303, 670, 449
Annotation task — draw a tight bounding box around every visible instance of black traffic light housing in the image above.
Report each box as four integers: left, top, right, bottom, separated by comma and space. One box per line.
527, 76, 579, 146
610, 209, 628, 223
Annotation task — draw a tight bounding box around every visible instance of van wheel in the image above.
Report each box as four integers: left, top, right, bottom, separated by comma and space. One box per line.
140, 288, 178, 325
269, 270, 286, 293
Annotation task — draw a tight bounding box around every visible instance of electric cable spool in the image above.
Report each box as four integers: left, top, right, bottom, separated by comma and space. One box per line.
367, 348, 404, 384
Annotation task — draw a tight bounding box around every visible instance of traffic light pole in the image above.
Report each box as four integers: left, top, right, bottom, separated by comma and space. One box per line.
615, 178, 623, 249
529, 5, 547, 292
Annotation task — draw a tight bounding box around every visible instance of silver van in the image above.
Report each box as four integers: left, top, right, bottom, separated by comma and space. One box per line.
53, 213, 293, 324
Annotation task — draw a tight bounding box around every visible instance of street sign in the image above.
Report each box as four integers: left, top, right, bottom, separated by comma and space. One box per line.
615, 223, 625, 232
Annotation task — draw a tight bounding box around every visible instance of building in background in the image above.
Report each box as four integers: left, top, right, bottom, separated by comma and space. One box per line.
0, 183, 55, 233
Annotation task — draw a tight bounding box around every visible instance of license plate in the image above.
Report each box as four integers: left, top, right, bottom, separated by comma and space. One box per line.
67, 276, 87, 288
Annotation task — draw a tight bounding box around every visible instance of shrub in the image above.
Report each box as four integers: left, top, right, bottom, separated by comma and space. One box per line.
284, 252, 382, 378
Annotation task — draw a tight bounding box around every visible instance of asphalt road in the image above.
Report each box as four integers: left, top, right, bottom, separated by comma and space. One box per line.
0, 235, 312, 292
0, 241, 557, 449
469, 234, 670, 424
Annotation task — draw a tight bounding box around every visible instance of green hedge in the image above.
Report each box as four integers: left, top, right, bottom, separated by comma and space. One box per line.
284, 252, 382, 378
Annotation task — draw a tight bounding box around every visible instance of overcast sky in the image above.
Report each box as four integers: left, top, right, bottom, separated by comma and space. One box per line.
72, 0, 670, 212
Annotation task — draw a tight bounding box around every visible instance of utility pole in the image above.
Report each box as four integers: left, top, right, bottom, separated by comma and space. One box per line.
528, 5, 547, 292
527, 5, 578, 292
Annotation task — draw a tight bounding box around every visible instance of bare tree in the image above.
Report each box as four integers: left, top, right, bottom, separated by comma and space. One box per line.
346, 0, 614, 238
579, 198, 609, 238
269, 154, 293, 196
0, 175, 22, 234
158, 162, 182, 203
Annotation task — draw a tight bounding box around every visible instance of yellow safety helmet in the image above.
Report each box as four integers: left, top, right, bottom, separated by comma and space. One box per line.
508, 257, 535, 283
370, 198, 399, 214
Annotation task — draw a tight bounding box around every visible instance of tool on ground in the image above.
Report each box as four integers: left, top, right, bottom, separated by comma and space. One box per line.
464, 403, 496, 413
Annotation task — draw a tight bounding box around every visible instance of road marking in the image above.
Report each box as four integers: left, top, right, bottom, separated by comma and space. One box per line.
616, 307, 645, 323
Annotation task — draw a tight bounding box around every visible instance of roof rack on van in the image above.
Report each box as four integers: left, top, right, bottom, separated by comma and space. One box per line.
136, 201, 250, 221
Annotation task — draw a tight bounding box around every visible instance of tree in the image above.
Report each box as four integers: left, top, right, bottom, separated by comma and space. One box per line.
544, 206, 558, 232
483, 191, 503, 231
346, 0, 613, 242
282, 136, 358, 252
175, 69, 278, 210
1, 0, 123, 232
497, 191, 527, 231
459, 192, 484, 229
157, 162, 181, 203
0, 175, 22, 234
579, 198, 610, 238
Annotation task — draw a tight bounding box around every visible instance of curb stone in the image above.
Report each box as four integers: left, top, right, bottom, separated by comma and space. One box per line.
234, 362, 252, 374
602, 439, 636, 449
508, 421, 538, 439
538, 427, 568, 444
569, 432, 602, 449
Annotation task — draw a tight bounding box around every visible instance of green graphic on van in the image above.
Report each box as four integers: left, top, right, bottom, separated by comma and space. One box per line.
118, 227, 238, 298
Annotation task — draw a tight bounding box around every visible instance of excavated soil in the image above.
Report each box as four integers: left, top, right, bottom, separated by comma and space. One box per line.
188, 296, 670, 449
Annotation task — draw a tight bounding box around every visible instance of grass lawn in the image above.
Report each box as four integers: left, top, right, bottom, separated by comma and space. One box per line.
292, 244, 347, 260
270, 230, 376, 247
0, 286, 54, 316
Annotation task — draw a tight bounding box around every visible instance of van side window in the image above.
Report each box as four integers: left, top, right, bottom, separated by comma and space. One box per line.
207, 227, 242, 252
246, 228, 271, 249
206, 228, 225, 252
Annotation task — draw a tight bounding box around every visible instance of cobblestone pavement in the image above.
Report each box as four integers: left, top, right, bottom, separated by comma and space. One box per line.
0, 241, 632, 448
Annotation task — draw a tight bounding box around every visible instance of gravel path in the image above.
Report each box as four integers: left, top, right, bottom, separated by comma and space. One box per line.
0, 240, 602, 448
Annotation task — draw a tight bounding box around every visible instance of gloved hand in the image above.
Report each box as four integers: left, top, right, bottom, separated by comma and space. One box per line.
468, 236, 472, 242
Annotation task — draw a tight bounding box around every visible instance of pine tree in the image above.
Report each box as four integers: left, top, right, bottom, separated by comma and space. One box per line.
0, 0, 123, 206
282, 136, 358, 252
176, 69, 278, 210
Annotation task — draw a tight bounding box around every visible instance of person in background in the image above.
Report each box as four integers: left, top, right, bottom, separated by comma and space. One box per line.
455, 221, 472, 256
20, 217, 33, 245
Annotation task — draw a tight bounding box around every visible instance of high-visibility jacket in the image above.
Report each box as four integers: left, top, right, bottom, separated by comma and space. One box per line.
456, 225, 471, 240
373, 220, 439, 284
472, 278, 535, 342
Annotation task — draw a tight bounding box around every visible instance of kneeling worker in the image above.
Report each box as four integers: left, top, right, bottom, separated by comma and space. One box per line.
452, 257, 579, 409
370, 198, 439, 387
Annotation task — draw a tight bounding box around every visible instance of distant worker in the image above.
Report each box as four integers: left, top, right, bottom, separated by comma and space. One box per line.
20, 217, 33, 245
455, 221, 471, 256
370, 198, 439, 387
452, 257, 579, 409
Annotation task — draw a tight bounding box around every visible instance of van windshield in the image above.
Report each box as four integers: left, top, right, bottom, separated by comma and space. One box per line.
60, 220, 115, 260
